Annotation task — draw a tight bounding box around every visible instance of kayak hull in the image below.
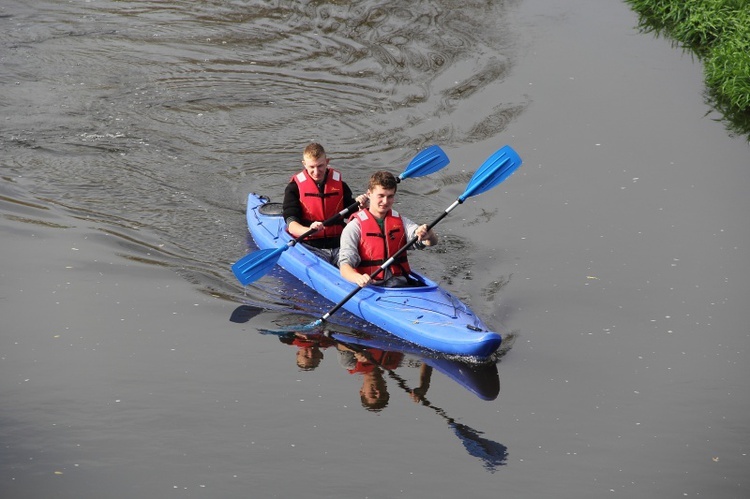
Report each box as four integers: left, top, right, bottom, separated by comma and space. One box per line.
244, 193, 502, 358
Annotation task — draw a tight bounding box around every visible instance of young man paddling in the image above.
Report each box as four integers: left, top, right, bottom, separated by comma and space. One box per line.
283, 143, 366, 264
339, 170, 437, 288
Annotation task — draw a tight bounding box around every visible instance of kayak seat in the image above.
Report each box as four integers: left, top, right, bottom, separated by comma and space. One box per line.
259, 202, 284, 216
375, 273, 429, 288
400, 279, 428, 288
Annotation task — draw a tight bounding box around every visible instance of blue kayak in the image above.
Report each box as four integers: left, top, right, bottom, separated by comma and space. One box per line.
244, 193, 502, 359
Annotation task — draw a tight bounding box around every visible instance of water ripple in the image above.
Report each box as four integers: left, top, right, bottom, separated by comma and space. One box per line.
1, 0, 526, 307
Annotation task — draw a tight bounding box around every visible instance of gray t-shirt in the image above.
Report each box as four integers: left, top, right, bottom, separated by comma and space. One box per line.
339, 210, 421, 283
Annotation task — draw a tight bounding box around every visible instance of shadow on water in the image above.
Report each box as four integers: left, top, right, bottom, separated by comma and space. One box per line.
704, 91, 750, 140
230, 304, 509, 472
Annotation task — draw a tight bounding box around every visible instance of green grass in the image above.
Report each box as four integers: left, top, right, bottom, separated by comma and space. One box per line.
624, 0, 750, 138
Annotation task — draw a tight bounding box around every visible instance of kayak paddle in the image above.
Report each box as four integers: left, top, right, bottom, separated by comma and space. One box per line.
232, 145, 450, 285
305, 144, 522, 329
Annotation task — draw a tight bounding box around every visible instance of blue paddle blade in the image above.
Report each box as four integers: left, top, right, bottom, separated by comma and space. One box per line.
399, 145, 450, 180
450, 422, 508, 471
232, 246, 287, 285
459, 145, 522, 202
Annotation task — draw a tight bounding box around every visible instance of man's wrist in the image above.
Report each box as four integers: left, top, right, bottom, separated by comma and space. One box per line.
285, 216, 300, 227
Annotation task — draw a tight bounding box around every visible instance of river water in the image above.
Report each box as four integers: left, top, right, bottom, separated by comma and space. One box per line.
2, 0, 749, 498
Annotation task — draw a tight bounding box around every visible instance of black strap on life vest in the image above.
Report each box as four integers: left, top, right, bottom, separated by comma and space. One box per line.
302, 191, 339, 200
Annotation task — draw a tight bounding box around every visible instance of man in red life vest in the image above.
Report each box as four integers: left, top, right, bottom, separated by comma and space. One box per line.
339, 170, 438, 288
283, 143, 366, 264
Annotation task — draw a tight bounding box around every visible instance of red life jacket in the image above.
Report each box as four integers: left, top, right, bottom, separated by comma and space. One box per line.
348, 349, 404, 374
351, 209, 411, 278
292, 168, 345, 239
291, 335, 335, 349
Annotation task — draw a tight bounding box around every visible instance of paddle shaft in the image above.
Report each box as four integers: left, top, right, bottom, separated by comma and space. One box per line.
291, 152, 453, 247
318, 199, 462, 322
313, 144, 522, 326
280, 144, 450, 249
232, 145, 450, 286
289, 200, 359, 248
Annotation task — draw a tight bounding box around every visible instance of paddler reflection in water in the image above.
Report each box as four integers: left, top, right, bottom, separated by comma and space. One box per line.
277, 330, 433, 411
335, 343, 404, 411
335, 343, 434, 412
339, 170, 437, 288
278, 331, 336, 371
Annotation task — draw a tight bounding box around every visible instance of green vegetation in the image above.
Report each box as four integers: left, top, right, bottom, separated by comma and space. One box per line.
624, 0, 750, 138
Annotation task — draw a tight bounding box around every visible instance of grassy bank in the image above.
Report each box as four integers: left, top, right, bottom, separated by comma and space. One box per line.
624, 0, 750, 138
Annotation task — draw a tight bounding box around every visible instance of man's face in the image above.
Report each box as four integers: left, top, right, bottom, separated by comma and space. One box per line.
302, 153, 329, 182
367, 185, 396, 219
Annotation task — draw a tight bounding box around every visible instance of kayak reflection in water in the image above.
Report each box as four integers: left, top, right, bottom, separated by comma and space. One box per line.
232, 305, 508, 471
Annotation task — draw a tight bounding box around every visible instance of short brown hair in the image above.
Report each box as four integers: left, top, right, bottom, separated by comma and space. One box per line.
303, 142, 326, 160
368, 170, 398, 192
